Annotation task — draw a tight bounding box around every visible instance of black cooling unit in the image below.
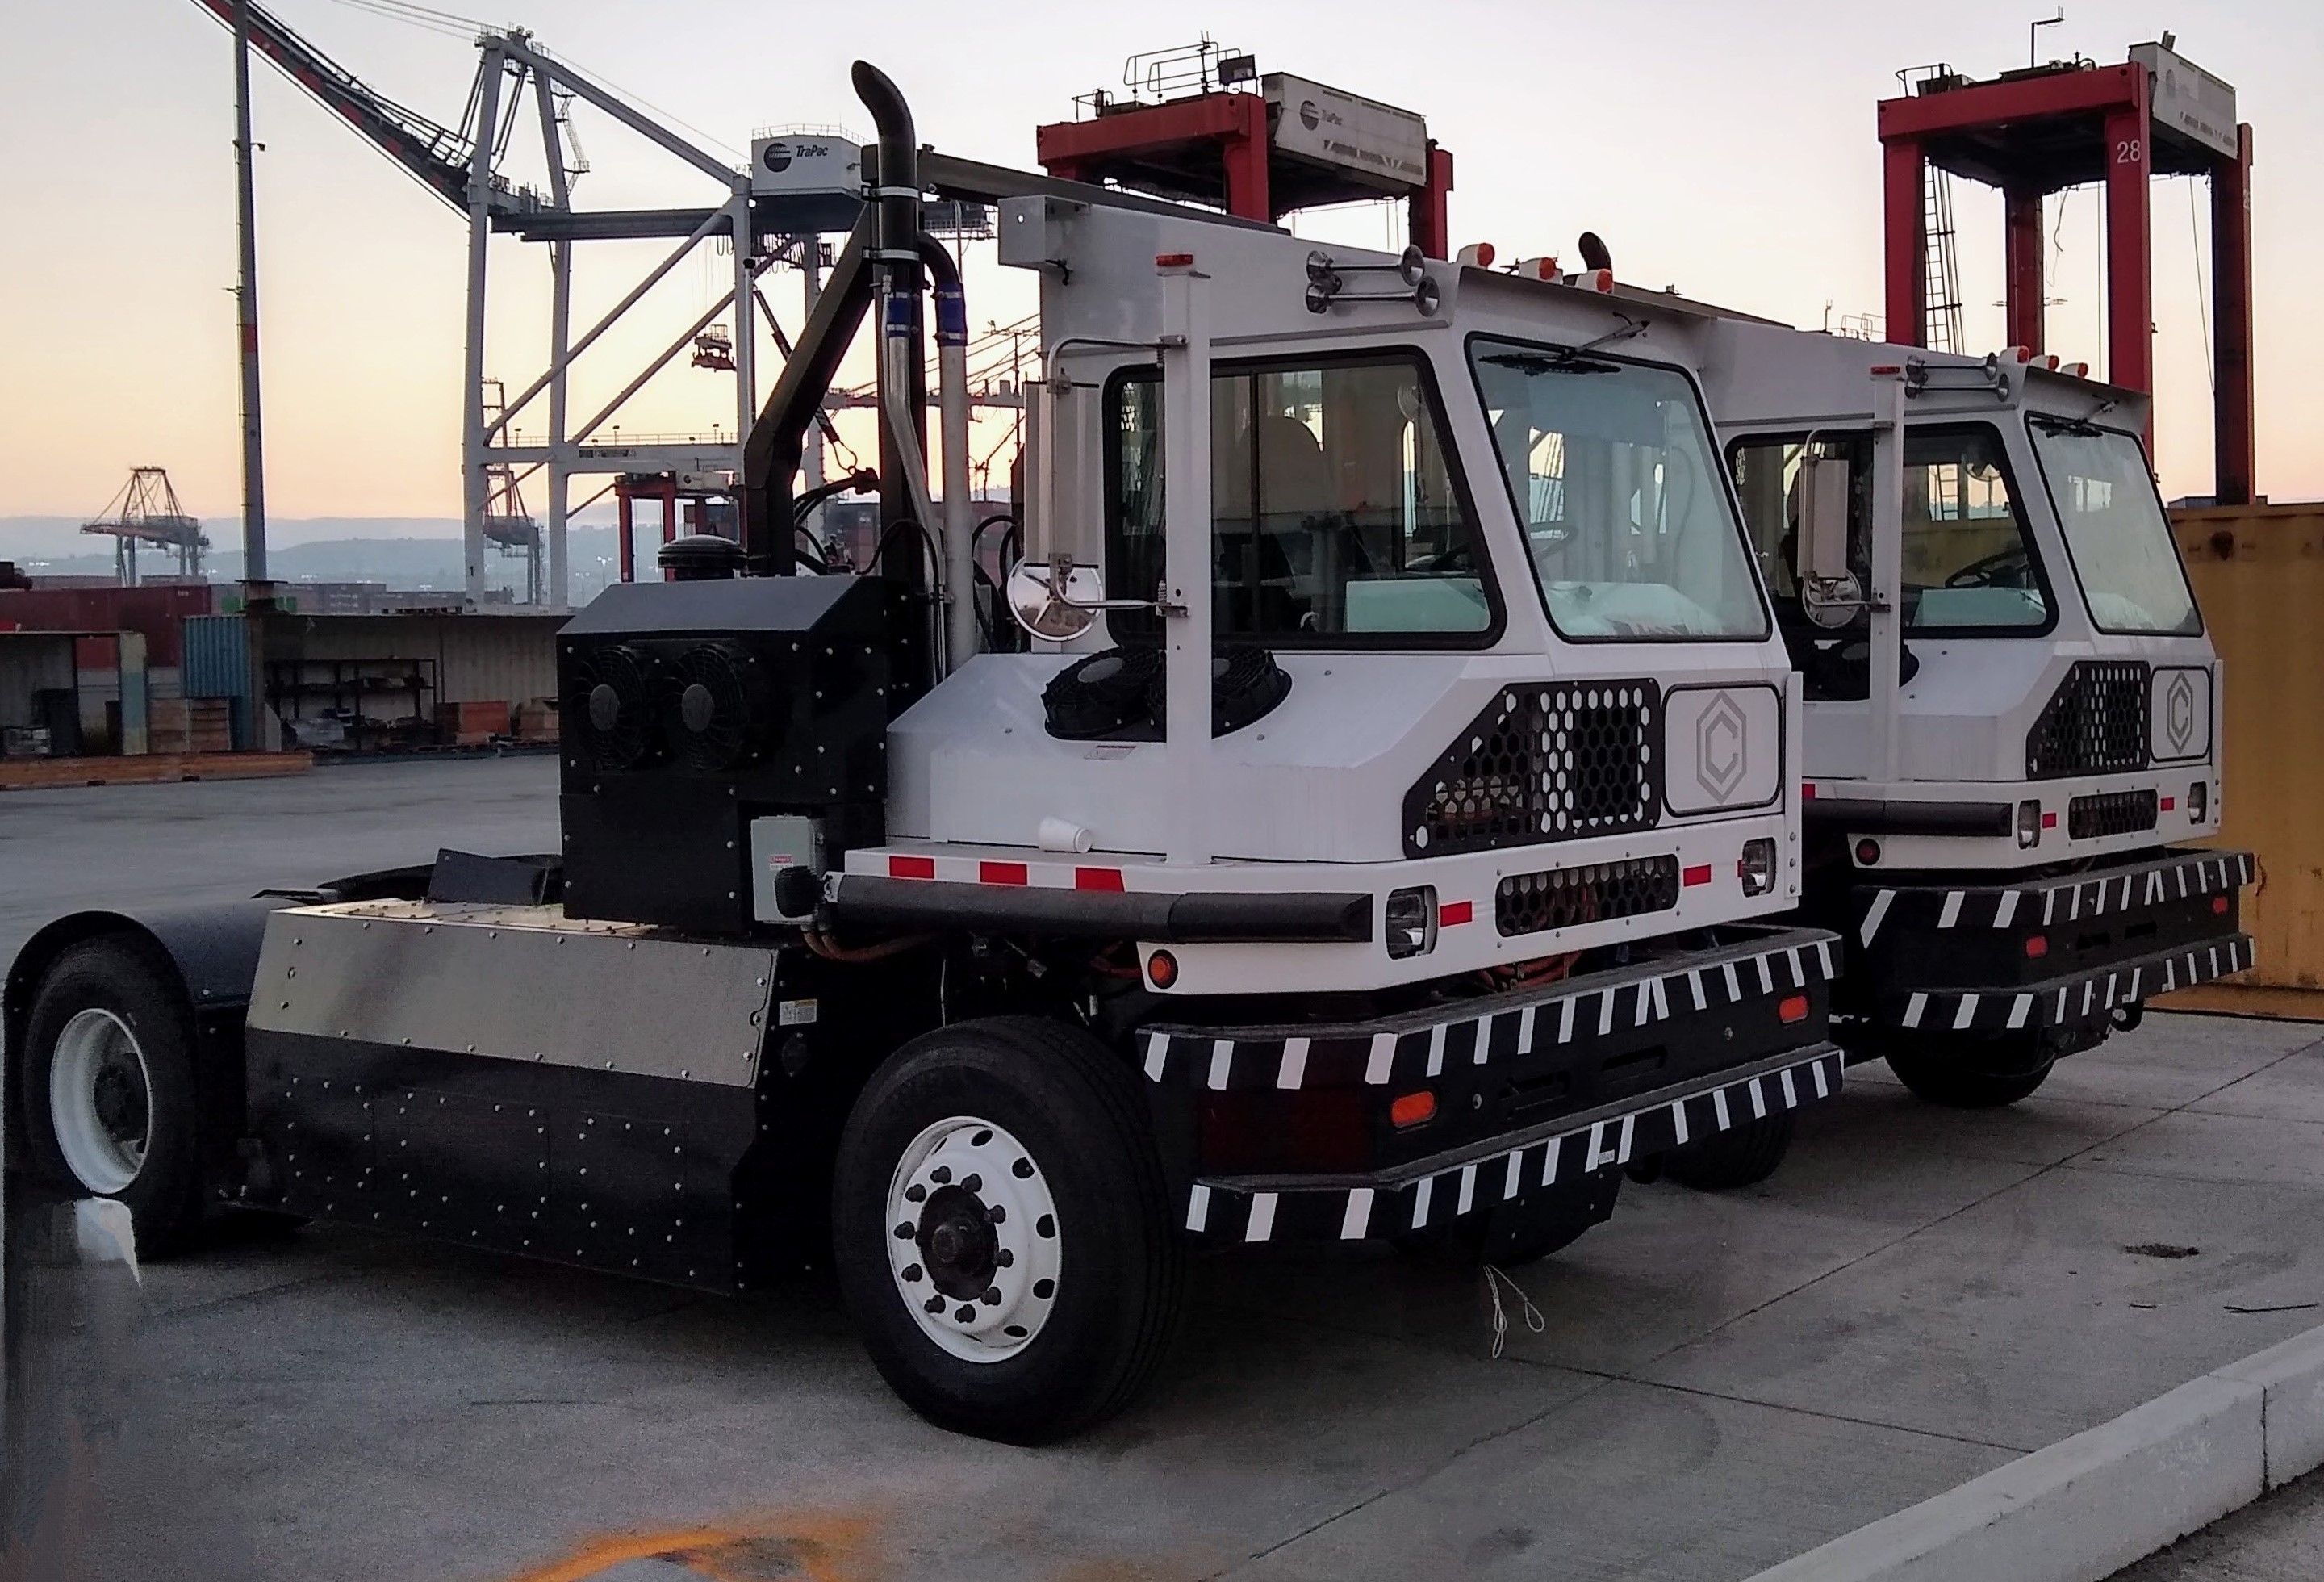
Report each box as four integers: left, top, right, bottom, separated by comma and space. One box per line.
1041, 642, 1291, 740
558, 575, 910, 933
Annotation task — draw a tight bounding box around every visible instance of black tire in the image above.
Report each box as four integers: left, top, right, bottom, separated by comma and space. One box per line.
18, 936, 204, 1253
831, 1016, 1184, 1443
1662, 1111, 1795, 1191
1886, 1040, 2055, 1108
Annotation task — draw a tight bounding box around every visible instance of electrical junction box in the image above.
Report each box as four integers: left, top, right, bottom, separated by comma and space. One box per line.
752, 814, 826, 924
750, 133, 861, 195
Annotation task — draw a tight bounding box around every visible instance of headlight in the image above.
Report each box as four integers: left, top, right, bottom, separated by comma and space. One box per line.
1739, 839, 1778, 897
2017, 798, 2042, 849
1385, 886, 1436, 959
2189, 781, 2209, 823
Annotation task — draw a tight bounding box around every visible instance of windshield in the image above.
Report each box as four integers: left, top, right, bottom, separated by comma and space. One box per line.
1104, 354, 1496, 643
2025, 419, 2201, 636
1469, 339, 1768, 640
1730, 425, 2050, 634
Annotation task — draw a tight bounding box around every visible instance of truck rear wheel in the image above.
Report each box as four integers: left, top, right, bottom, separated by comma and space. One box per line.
1662, 1112, 1795, 1190
19, 937, 203, 1252
831, 1016, 1184, 1443
1885, 1032, 2054, 1109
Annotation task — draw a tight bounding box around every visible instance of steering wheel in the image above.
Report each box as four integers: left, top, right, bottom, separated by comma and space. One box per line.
1412, 540, 1475, 575
1946, 546, 2032, 589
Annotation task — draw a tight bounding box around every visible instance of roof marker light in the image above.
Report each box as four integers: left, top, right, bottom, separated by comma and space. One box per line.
1456, 242, 1497, 268
1514, 255, 1560, 280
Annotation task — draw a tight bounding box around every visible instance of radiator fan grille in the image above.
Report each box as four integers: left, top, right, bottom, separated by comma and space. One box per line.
667, 641, 774, 772
570, 644, 661, 771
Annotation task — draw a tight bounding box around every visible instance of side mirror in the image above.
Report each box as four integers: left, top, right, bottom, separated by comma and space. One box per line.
1004, 555, 1157, 642
1795, 450, 1865, 629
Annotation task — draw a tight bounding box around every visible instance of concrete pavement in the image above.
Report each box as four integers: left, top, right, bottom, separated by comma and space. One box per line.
6, 760, 2323, 1580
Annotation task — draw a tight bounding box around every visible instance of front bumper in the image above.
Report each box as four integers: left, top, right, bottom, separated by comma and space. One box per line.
1841, 848, 2255, 1034
1135, 925, 1844, 1244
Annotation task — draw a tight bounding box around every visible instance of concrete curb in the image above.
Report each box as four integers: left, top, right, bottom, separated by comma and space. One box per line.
1749, 1321, 2324, 1582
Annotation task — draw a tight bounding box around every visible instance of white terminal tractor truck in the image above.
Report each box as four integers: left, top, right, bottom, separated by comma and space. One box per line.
4, 65, 1854, 1442
1700, 325, 2253, 1104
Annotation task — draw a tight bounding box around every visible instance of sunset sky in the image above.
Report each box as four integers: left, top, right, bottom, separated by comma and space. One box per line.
2, 0, 2317, 535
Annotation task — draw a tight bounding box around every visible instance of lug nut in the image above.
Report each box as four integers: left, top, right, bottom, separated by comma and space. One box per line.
893, 1222, 915, 1239
986, 1204, 1006, 1224
994, 1249, 1014, 1268
923, 1295, 944, 1315
901, 1263, 923, 1282
930, 1166, 952, 1184
962, 1173, 982, 1194
981, 1287, 1002, 1304
954, 1304, 976, 1323
905, 1184, 926, 1203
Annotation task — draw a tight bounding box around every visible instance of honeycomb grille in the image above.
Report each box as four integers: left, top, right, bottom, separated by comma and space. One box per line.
2067, 789, 2159, 840
1496, 856, 1682, 939
1405, 682, 1662, 858
2025, 661, 2150, 780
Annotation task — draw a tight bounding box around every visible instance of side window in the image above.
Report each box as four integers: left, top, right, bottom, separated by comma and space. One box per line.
1724, 427, 2047, 634
1103, 355, 1495, 643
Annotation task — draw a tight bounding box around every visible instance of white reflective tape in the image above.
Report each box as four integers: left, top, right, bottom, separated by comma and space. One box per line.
2163, 960, 2176, 993
1277, 1036, 1310, 1090
1756, 955, 1776, 995
1426, 1024, 1447, 1078
1780, 1068, 1799, 1109
1208, 1040, 1234, 1090
2146, 871, 2164, 906
2044, 888, 2059, 925
1411, 1176, 1434, 1229
1558, 998, 1578, 1044
1365, 1032, 1397, 1084
1953, 994, 1979, 1031
1587, 1121, 1619, 1170
2119, 875, 2134, 910
2008, 994, 2034, 1030
1517, 1005, 1537, 1054
1340, 1188, 1373, 1241
2176, 866, 2188, 899
1635, 982, 1653, 1028
1143, 1033, 1170, 1081
1244, 1192, 1277, 1243
1598, 990, 1617, 1038
1457, 1164, 1478, 1216
1994, 890, 2020, 929
1904, 992, 1928, 1029
2088, 881, 2103, 917
1670, 1099, 1691, 1146
1816, 940, 1837, 980
2209, 946, 2221, 978
1185, 1182, 1210, 1233
2103, 974, 2117, 1009
1749, 1077, 1769, 1120
2129, 967, 2142, 1001
2056, 988, 2070, 1020
2070, 887, 2083, 922
1787, 948, 1806, 989
1473, 1015, 1494, 1065
1937, 892, 1964, 929
1811, 1059, 1831, 1099
1713, 1087, 1733, 1132
1503, 1149, 1524, 1200
1541, 1134, 1563, 1186
1651, 977, 1670, 1021
1617, 1114, 1636, 1165
1688, 969, 1707, 1011
1722, 961, 1743, 1002
1861, 890, 1895, 946
2082, 980, 2096, 1016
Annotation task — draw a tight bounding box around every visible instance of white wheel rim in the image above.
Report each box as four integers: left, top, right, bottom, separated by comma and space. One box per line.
885, 1115, 1062, 1364
49, 1007, 152, 1195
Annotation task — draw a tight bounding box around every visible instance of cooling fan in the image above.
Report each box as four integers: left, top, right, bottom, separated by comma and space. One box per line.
569, 643, 663, 771
667, 640, 777, 772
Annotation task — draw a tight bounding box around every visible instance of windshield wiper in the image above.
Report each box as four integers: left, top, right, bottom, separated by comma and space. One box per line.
2029, 412, 2106, 438
1485, 351, 1619, 376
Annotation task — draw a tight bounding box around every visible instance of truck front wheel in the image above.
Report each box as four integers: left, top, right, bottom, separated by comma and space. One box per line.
832, 1016, 1185, 1443
19, 937, 204, 1252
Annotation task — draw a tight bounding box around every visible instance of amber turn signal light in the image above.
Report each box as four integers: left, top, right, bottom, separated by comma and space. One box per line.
1389, 1090, 1438, 1128
1147, 949, 1179, 990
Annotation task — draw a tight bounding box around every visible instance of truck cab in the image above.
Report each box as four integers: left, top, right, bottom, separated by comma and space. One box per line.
1702, 322, 2252, 1103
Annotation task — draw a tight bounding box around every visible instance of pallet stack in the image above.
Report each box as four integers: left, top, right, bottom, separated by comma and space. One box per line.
147, 698, 232, 755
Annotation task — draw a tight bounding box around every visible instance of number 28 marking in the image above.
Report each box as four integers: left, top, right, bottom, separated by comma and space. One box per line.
2115, 138, 2142, 164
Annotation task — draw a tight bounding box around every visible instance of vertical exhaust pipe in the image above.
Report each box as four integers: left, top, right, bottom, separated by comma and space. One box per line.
920, 236, 977, 668
852, 62, 946, 672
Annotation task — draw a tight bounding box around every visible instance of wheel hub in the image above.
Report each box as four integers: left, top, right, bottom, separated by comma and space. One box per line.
885, 1116, 1062, 1364
49, 1007, 153, 1195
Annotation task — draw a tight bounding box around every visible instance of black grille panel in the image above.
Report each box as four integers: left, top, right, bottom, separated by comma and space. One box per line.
1405, 682, 1662, 858
2026, 661, 2150, 780
2068, 789, 2159, 840
1496, 856, 1682, 939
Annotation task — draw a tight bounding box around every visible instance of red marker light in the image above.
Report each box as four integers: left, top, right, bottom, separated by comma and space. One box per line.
1778, 994, 1810, 1025
2025, 935, 2049, 960
1155, 252, 1194, 268
1683, 864, 1714, 888
1147, 950, 1179, 990
2213, 895, 2230, 915
1390, 1090, 1438, 1128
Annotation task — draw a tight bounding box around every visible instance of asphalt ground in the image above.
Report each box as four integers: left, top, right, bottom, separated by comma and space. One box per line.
5, 758, 2322, 1581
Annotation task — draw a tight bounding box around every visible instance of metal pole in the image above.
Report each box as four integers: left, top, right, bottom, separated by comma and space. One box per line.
1867, 370, 1906, 785
533, 68, 573, 608
731, 187, 755, 494
1159, 251, 1213, 868
461, 44, 506, 606
800, 239, 826, 545
232, 0, 270, 598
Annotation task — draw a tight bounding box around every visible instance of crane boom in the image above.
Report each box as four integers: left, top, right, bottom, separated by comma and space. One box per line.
188, 0, 488, 213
